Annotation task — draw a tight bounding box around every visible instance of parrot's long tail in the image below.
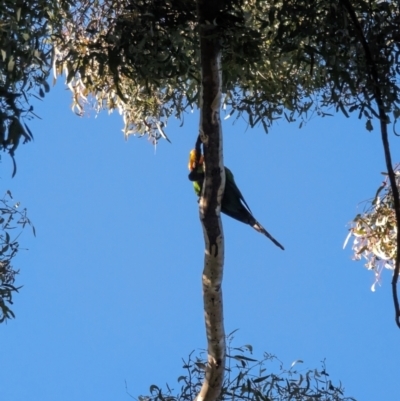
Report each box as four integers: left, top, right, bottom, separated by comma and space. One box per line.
252, 220, 285, 250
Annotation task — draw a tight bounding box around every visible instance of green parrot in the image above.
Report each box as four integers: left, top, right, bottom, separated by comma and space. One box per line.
188, 149, 284, 250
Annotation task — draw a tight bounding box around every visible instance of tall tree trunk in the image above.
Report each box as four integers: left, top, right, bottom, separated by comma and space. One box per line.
196, 1, 226, 401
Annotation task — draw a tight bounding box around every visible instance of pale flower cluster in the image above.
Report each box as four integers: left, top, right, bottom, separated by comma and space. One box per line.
344, 169, 400, 291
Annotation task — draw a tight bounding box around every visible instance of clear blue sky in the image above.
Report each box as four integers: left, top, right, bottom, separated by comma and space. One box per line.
1, 82, 399, 401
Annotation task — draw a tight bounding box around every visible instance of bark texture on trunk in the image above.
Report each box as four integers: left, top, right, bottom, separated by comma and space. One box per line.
196, 1, 226, 401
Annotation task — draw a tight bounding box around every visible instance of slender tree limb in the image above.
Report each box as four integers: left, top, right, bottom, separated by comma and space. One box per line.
196, 1, 226, 400
340, 0, 400, 328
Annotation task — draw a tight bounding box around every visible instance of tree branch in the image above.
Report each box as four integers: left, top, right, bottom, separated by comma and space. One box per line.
196, 0, 226, 400
340, 0, 400, 328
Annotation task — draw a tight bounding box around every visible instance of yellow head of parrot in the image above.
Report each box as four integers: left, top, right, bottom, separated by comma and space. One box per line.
188, 149, 203, 171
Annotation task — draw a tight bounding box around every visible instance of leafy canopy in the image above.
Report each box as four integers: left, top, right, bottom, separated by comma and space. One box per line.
2, 1, 400, 145
52, 0, 400, 140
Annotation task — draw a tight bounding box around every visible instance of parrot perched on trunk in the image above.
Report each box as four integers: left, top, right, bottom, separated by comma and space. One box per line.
188, 149, 284, 250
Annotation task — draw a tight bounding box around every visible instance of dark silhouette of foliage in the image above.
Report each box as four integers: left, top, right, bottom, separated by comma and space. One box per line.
129, 339, 356, 401
0, 191, 35, 322
0, 0, 70, 174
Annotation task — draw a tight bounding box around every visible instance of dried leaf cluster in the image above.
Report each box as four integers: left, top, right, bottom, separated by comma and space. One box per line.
345, 167, 400, 291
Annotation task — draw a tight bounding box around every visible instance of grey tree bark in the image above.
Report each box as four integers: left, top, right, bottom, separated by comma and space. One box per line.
196, 1, 226, 401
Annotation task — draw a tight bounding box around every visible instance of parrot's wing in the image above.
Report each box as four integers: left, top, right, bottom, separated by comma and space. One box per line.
224, 167, 252, 213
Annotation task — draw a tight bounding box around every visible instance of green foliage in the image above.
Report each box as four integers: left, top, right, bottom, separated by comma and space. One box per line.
49, 0, 326, 137
132, 341, 356, 401
53, 0, 400, 140
0, 191, 35, 322
1, 1, 399, 146
263, 0, 400, 128
345, 167, 400, 292
54, 0, 199, 141
0, 0, 70, 170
